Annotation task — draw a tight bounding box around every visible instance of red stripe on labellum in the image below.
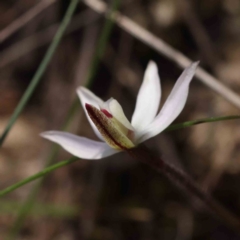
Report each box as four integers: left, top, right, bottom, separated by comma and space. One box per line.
101, 109, 113, 118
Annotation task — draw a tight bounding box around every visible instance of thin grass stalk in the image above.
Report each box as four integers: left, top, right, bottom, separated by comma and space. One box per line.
0, 115, 239, 199
5, 90, 80, 240
4, 0, 80, 238
165, 115, 240, 132
6, 0, 120, 238
0, 200, 78, 217
0, 157, 77, 198
0, 0, 79, 147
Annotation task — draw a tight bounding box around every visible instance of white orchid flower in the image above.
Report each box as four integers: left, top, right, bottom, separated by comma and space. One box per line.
41, 61, 199, 159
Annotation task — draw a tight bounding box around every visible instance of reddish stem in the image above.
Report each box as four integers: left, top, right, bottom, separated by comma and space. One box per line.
127, 145, 240, 235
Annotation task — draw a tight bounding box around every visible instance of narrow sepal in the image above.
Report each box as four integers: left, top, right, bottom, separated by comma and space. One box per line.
138, 61, 199, 143
40, 131, 118, 159
131, 61, 161, 131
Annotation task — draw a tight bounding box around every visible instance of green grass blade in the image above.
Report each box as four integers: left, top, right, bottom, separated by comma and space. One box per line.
0, 157, 77, 198
5, 15, 81, 240
165, 115, 240, 132
1, 116, 239, 200
6, 0, 120, 239
0, 200, 78, 218
3, 0, 79, 239
5, 102, 80, 240
0, 0, 79, 147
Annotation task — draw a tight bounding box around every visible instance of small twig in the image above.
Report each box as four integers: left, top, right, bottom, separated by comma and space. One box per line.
127, 145, 240, 236
0, 0, 57, 43
165, 115, 240, 132
83, 0, 240, 109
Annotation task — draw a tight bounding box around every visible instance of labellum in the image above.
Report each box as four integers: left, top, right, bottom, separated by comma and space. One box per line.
85, 103, 135, 150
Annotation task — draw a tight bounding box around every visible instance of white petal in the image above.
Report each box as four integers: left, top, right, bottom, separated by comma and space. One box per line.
138, 62, 199, 143
76, 87, 104, 141
41, 131, 118, 159
131, 61, 161, 132
102, 98, 134, 130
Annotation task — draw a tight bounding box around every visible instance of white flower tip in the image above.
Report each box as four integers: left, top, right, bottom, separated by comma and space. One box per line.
191, 61, 200, 69
180, 61, 199, 82
146, 60, 158, 74
148, 60, 157, 66
40, 131, 54, 140
76, 86, 85, 95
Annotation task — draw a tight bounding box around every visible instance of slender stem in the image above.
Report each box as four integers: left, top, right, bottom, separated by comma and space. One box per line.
127, 145, 240, 236
165, 115, 240, 132
0, 0, 80, 147
0, 200, 78, 217
6, 90, 78, 240
4, 2, 79, 238
1, 115, 238, 201
6, 1, 119, 238
0, 115, 238, 200
0, 157, 77, 198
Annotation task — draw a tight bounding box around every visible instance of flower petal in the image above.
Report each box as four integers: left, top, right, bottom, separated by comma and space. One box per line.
131, 61, 161, 132
138, 61, 199, 143
102, 98, 134, 131
76, 87, 104, 141
41, 131, 118, 159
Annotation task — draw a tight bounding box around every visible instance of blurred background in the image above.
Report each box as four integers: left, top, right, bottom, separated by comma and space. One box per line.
0, 0, 240, 239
